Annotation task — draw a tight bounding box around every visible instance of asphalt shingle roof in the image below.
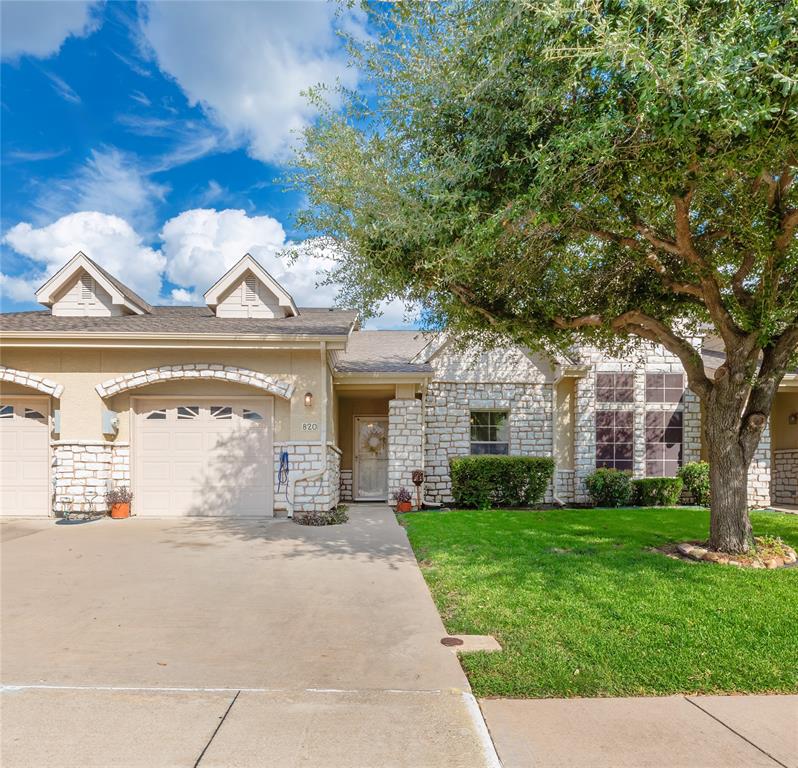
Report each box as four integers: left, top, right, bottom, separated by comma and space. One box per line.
0, 306, 358, 336
333, 330, 434, 373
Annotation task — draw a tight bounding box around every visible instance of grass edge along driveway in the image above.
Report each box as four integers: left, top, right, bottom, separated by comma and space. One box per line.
399, 507, 798, 699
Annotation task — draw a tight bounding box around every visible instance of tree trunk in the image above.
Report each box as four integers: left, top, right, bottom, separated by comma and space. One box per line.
703, 396, 754, 554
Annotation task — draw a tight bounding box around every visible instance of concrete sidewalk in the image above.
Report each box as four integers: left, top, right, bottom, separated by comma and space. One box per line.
481, 694, 798, 768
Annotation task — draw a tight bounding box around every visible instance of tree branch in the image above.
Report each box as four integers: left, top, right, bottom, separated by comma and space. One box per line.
775, 208, 798, 252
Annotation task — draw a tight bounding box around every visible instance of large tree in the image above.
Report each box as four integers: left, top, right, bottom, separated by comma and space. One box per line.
295, 0, 798, 553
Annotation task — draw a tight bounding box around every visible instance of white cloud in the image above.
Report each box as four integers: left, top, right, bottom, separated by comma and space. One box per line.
34, 148, 169, 234
159, 208, 287, 293
1, 1, 100, 61
2, 211, 165, 302
42, 70, 81, 103
138, 1, 362, 162
2, 207, 419, 327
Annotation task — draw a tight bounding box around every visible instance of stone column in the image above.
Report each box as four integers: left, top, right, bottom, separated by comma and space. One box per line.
388, 398, 424, 501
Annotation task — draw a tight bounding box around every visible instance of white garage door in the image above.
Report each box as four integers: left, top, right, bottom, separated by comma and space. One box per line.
0, 398, 50, 517
134, 398, 273, 517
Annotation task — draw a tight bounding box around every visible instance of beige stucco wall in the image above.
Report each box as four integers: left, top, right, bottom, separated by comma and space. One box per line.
771, 391, 798, 450
0, 347, 327, 443
554, 377, 576, 469
337, 395, 391, 470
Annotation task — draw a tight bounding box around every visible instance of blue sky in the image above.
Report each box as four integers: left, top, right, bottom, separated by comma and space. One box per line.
0, 1, 411, 327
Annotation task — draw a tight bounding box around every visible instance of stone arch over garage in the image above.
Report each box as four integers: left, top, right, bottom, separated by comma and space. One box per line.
0, 365, 64, 398
95, 364, 295, 400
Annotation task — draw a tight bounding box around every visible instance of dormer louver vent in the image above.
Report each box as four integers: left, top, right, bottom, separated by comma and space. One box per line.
244, 275, 257, 304
80, 275, 94, 301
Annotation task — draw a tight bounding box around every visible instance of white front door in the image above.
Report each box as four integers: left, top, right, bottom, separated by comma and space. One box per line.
0, 398, 50, 517
354, 417, 388, 500
134, 397, 273, 517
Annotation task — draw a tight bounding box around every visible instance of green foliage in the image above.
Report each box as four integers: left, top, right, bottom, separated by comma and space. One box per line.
295, 1, 797, 355
633, 477, 684, 507
678, 461, 711, 506
402, 507, 798, 697
585, 468, 634, 507
449, 455, 554, 508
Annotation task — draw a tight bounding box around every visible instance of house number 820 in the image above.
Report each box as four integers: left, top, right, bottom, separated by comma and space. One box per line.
302, 422, 319, 431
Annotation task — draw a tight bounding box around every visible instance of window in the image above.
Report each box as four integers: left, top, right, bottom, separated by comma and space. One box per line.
0, 405, 13, 418
596, 372, 634, 403
243, 409, 263, 421
177, 405, 199, 420
145, 409, 166, 420
24, 408, 45, 421
645, 411, 683, 477
595, 410, 634, 471
470, 410, 509, 455
210, 406, 232, 420
646, 373, 684, 403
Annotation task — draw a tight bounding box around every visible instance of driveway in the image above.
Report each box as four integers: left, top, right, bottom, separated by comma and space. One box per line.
1, 506, 497, 767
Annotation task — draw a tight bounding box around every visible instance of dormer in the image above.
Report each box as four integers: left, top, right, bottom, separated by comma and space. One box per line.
36, 252, 152, 317
204, 254, 299, 319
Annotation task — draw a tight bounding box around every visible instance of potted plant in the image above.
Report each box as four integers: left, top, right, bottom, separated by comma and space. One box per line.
393, 486, 413, 513
106, 487, 133, 519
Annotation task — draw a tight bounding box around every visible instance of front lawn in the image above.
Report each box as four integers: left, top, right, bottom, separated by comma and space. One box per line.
400, 507, 798, 698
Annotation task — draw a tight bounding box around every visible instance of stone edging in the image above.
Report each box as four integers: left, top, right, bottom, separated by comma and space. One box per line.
676, 541, 797, 569
95, 364, 295, 400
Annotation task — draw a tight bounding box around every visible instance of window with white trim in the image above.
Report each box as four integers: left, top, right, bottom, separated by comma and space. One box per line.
470, 410, 509, 455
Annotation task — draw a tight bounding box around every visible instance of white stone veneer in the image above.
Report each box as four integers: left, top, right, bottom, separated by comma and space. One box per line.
773, 449, 798, 506
52, 441, 129, 515
273, 441, 340, 514
388, 398, 424, 501
423, 381, 553, 504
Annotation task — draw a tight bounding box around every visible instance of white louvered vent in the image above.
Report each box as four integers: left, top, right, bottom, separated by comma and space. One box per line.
80, 275, 95, 302
244, 275, 257, 304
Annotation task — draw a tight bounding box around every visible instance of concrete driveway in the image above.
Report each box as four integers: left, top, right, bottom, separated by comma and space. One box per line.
1, 506, 497, 767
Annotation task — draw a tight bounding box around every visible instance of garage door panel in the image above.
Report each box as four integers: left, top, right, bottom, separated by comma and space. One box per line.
0, 399, 49, 517
135, 398, 272, 517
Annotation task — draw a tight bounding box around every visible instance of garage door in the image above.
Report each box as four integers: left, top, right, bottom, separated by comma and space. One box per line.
0, 398, 50, 517
134, 398, 273, 517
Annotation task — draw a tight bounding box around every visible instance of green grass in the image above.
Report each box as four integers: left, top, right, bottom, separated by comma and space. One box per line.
400, 507, 798, 698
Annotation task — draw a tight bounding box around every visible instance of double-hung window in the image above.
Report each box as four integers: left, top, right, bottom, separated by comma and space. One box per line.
470, 411, 509, 455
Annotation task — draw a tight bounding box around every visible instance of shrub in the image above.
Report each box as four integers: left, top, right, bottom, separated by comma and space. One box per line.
632, 477, 683, 506
449, 455, 554, 508
106, 487, 133, 505
295, 504, 349, 526
585, 468, 633, 507
678, 461, 711, 506
392, 487, 413, 504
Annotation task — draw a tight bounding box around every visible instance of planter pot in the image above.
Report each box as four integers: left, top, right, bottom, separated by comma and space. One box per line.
110, 502, 130, 519
396, 501, 413, 513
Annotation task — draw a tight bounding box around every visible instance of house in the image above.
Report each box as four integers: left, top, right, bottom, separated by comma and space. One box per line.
0, 252, 795, 518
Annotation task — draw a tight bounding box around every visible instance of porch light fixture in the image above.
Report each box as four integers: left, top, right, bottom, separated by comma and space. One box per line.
789, 412, 798, 426
304, 392, 313, 408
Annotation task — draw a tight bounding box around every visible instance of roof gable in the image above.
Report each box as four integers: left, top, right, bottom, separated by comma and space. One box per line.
35, 252, 152, 315
203, 254, 298, 318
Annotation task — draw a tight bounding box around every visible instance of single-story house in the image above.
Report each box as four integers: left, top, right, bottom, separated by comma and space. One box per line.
1, 251, 796, 518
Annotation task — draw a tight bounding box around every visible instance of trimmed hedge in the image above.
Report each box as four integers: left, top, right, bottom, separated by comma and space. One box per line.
678, 461, 710, 506
632, 477, 684, 506
450, 455, 555, 508
585, 468, 633, 507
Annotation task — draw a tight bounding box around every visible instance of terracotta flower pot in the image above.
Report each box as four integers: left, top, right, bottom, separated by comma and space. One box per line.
110, 502, 130, 519
396, 501, 413, 513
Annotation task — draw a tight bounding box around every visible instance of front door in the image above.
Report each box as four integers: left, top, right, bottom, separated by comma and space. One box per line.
354, 417, 388, 500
